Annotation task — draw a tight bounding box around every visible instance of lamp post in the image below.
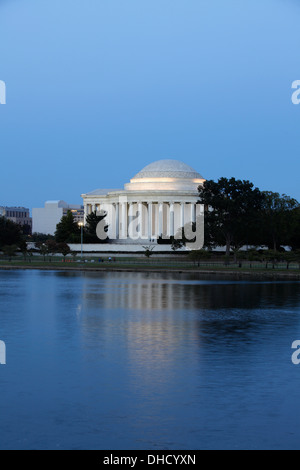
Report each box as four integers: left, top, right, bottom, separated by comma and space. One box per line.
78, 222, 84, 261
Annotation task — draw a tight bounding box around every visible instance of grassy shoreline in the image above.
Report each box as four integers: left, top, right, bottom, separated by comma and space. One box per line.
1, 260, 300, 279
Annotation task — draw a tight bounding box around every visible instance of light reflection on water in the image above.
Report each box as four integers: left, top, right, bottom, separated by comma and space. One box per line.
0, 270, 300, 449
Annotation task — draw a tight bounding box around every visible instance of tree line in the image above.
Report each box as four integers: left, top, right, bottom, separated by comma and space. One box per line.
198, 177, 300, 255
171, 177, 300, 262
0, 209, 108, 260
54, 210, 108, 244
1, 178, 300, 262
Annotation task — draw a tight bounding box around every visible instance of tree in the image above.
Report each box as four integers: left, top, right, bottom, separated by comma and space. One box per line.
30, 232, 55, 243
188, 249, 211, 266
56, 242, 71, 260
85, 210, 108, 243
45, 239, 59, 262
247, 249, 263, 269
262, 250, 283, 269
18, 239, 28, 261
0, 216, 22, 248
55, 211, 80, 243
21, 223, 32, 236
283, 251, 299, 270
142, 246, 154, 258
36, 242, 48, 261
198, 178, 265, 256
294, 250, 300, 269
235, 250, 247, 267
255, 192, 299, 251
36, 239, 59, 262
289, 206, 300, 251
2, 244, 18, 261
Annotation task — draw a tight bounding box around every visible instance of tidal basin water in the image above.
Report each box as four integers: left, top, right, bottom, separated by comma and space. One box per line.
1, 270, 300, 450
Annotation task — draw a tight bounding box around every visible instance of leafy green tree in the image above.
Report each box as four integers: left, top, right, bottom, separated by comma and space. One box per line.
18, 239, 28, 261
198, 178, 265, 256
255, 192, 299, 251
283, 251, 299, 270
235, 250, 247, 267
36, 239, 59, 262
21, 223, 32, 236
2, 244, 18, 261
85, 210, 108, 243
30, 233, 55, 243
188, 249, 211, 266
55, 211, 80, 243
247, 249, 263, 268
45, 239, 58, 261
0, 217, 22, 248
223, 254, 231, 266
36, 242, 48, 261
56, 242, 71, 260
262, 250, 283, 269
294, 250, 300, 269
289, 206, 300, 251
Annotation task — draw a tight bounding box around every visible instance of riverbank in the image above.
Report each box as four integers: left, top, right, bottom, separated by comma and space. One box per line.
1, 262, 300, 279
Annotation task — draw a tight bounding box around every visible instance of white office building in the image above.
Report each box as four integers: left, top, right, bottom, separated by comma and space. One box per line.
32, 200, 84, 235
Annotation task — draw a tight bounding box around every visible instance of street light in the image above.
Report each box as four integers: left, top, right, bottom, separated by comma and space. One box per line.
78, 222, 84, 260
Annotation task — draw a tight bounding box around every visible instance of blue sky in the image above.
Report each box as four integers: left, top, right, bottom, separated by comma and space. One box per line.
0, 0, 300, 209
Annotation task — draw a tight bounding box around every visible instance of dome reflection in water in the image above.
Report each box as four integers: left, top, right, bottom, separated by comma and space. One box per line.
0, 270, 300, 450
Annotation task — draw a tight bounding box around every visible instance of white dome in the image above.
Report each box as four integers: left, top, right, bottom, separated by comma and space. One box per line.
124, 159, 205, 193
133, 159, 203, 180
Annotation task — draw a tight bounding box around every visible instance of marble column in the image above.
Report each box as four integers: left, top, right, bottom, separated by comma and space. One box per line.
138, 202, 143, 239
128, 203, 135, 239
180, 203, 185, 228
169, 202, 175, 237
190, 203, 196, 224
121, 202, 127, 238
115, 203, 119, 239
148, 202, 153, 240
158, 203, 163, 237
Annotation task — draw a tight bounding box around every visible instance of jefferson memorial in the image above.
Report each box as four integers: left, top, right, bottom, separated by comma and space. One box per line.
81, 159, 205, 249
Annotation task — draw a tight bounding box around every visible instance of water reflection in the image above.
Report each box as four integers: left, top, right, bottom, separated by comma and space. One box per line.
1, 270, 300, 449
76, 271, 300, 311
72, 272, 300, 399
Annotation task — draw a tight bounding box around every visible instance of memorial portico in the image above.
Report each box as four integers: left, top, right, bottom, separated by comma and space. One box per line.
81, 160, 205, 244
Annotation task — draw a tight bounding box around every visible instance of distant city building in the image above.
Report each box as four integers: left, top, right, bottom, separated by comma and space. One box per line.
32, 201, 84, 235
0, 206, 32, 234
